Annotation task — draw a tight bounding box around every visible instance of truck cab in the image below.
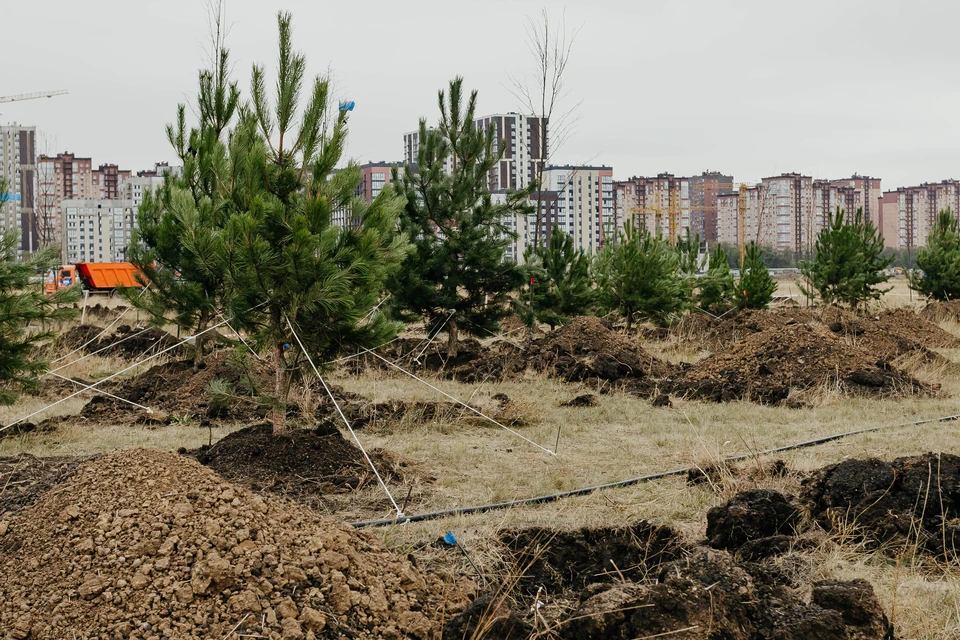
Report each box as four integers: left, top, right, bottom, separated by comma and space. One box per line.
45, 266, 78, 295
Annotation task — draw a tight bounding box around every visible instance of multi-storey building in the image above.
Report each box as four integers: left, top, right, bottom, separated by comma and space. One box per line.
92, 164, 132, 200
37, 152, 94, 247
761, 173, 814, 253
689, 171, 734, 244
60, 198, 137, 263
612, 174, 692, 242
0, 124, 38, 254
403, 112, 547, 191
717, 185, 763, 249
357, 162, 398, 202
880, 180, 960, 250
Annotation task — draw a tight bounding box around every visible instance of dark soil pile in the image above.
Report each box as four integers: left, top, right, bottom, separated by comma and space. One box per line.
78, 350, 271, 424
352, 336, 487, 375
819, 307, 960, 366
450, 520, 893, 640
187, 423, 412, 512
0, 454, 93, 518
706, 489, 801, 552
0, 449, 474, 639
340, 395, 525, 430
57, 323, 179, 359
675, 321, 934, 404
802, 452, 960, 556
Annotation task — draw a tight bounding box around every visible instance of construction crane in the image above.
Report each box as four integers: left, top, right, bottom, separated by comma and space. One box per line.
0, 90, 68, 104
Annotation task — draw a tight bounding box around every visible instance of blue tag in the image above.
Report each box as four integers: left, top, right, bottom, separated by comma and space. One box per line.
443, 532, 457, 546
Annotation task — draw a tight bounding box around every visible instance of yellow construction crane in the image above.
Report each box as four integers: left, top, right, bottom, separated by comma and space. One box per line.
0, 90, 68, 104
738, 183, 747, 268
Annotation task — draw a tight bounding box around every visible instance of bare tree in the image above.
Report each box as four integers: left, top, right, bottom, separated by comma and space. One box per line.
507, 7, 583, 250
34, 132, 60, 251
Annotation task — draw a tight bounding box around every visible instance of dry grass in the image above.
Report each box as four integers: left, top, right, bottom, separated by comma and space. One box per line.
3, 302, 960, 638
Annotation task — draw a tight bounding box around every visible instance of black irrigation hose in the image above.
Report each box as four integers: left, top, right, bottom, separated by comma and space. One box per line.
350, 412, 960, 529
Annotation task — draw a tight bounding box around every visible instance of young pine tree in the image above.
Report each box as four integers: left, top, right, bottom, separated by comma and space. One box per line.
910, 209, 960, 300
0, 179, 78, 403
595, 219, 687, 329
697, 244, 737, 314
390, 78, 528, 356
222, 13, 410, 435
801, 207, 892, 310
737, 241, 777, 310
520, 228, 594, 329
126, 30, 239, 368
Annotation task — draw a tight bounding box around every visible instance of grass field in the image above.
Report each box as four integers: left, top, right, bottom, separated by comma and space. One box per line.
3, 282, 960, 638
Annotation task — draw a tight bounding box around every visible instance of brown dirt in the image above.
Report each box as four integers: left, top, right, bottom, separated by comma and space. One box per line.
77, 350, 272, 425
0, 454, 93, 518
919, 299, 960, 323
57, 323, 179, 359
449, 521, 893, 639
0, 448, 475, 639
451, 317, 677, 395
186, 423, 416, 513
674, 321, 935, 405
801, 452, 960, 558
340, 395, 526, 431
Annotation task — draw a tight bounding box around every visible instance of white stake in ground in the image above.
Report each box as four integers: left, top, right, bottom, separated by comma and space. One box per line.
285, 316, 403, 518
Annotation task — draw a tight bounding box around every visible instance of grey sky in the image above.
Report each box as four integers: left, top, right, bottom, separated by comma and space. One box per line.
6, 0, 957, 190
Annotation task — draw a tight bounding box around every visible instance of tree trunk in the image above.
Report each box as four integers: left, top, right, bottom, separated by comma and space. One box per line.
193, 312, 207, 371
272, 341, 289, 436
625, 312, 633, 332
447, 317, 459, 359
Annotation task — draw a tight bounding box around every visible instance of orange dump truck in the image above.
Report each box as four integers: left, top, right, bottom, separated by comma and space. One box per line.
45, 262, 146, 294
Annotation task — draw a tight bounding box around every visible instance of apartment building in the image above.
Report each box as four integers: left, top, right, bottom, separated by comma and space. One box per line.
403, 113, 547, 191
612, 174, 692, 242
689, 171, 734, 244
357, 162, 398, 202
0, 124, 38, 254
61, 198, 137, 263
880, 180, 960, 250
717, 185, 763, 249
37, 152, 94, 247
92, 164, 132, 200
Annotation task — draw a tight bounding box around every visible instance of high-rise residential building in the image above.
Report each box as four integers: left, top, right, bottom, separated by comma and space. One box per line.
402, 112, 547, 191
717, 185, 763, 249
61, 198, 137, 263
880, 180, 960, 250
92, 164, 132, 200
760, 173, 814, 253
825, 175, 883, 226
37, 152, 94, 247
611, 174, 692, 242
0, 124, 38, 254
688, 171, 734, 244
357, 162, 398, 202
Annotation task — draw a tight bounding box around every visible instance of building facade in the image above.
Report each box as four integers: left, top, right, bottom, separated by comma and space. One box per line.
357, 162, 398, 202
880, 180, 960, 250
0, 124, 38, 254
61, 198, 138, 263
92, 164, 132, 200
689, 171, 734, 244
612, 174, 692, 242
403, 113, 547, 191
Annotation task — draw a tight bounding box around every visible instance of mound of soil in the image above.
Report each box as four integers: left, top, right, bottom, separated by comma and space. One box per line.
820, 307, 960, 365
79, 350, 271, 424
453, 521, 893, 640
0, 454, 93, 517
352, 336, 487, 375
919, 299, 960, 324
675, 321, 934, 404
0, 449, 474, 639
57, 323, 179, 359
340, 394, 525, 431
706, 489, 801, 551
188, 423, 412, 511
801, 452, 960, 556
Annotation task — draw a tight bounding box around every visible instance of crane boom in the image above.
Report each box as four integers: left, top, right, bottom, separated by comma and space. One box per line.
0, 90, 68, 104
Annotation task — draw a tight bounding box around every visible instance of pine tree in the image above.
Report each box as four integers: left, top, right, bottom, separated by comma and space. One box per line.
801, 207, 892, 309
126, 25, 239, 368
222, 13, 410, 435
737, 241, 777, 310
910, 208, 960, 300
697, 244, 737, 314
0, 180, 78, 404
596, 219, 687, 329
520, 228, 594, 329
390, 78, 528, 356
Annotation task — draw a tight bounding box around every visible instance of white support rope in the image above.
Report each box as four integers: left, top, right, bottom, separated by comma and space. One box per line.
51, 284, 150, 365
361, 293, 391, 324
285, 316, 403, 517
319, 335, 404, 367
367, 351, 556, 456
413, 310, 456, 363
48, 327, 153, 374
48, 372, 154, 413
1, 316, 238, 433
217, 312, 264, 361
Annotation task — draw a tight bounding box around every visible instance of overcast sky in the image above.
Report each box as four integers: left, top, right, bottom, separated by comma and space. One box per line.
6, 0, 958, 190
